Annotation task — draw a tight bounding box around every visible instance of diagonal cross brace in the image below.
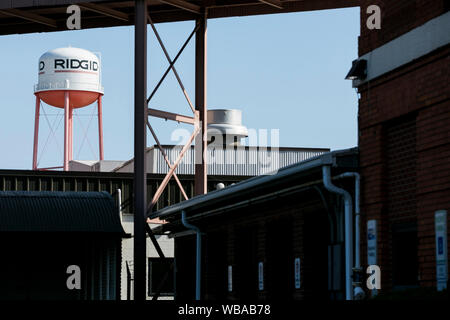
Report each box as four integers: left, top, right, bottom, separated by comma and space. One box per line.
147, 21, 199, 104
146, 120, 189, 201
147, 14, 196, 114
147, 120, 200, 216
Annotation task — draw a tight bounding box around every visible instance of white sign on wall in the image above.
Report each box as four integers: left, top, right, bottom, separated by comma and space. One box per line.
435, 210, 448, 291
367, 220, 377, 266
228, 265, 233, 292
367, 219, 378, 295
294, 258, 301, 289
258, 262, 264, 291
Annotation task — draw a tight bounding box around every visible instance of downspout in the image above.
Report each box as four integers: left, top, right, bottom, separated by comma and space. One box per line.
322, 165, 354, 300
181, 210, 202, 300
334, 172, 364, 300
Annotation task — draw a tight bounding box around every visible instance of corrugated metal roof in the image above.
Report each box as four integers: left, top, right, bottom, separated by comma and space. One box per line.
0, 191, 125, 234
150, 147, 359, 221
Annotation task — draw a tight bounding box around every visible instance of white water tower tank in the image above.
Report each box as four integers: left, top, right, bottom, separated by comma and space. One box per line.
34, 47, 103, 108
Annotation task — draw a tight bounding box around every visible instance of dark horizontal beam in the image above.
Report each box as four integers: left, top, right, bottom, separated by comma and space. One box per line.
78, 3, 129, 21
157, 0, 201, 14
0, 8, 57, 28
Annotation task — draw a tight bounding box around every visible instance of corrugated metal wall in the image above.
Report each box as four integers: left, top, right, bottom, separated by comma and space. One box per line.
150, 146, 327, 176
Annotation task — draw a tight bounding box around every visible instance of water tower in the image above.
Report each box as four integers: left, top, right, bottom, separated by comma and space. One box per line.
33, 47, 104, 171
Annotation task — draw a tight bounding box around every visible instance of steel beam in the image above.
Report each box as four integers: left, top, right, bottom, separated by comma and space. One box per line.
157, 0, 201, 14
259, 0, 284, 9
147, 124, 200, 213
147, 21, 200, 104
133, 0, 147, 301
78, 3, 129, 21
194, 13, 207, 196
148, 108, 196, 125
148, 14, 196, 113
146, 120, 189, 201
0, 8, 57, 28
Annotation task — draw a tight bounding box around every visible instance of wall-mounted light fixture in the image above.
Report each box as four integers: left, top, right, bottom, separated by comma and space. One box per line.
345, 59, 367, 80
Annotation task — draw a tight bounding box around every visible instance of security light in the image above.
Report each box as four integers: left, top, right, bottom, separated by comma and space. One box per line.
345, 59, 367, 80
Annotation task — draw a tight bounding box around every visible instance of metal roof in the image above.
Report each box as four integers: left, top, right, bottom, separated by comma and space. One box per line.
0, 191, 126, 234
150, 147, 358, 222
0, 0, 359, 36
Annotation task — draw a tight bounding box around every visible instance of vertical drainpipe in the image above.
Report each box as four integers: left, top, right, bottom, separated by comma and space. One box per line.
181, 210, 202, 300
334, 172, 364, 299
322, 165, 354, 300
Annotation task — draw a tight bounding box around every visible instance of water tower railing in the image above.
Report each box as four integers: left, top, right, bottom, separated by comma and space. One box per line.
34, 82, 104, 92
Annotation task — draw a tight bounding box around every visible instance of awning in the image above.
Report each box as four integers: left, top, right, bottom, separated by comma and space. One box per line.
0, 191, 126, 235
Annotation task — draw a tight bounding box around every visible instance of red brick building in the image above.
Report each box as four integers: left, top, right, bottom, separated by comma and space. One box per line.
357, 1, 449, 292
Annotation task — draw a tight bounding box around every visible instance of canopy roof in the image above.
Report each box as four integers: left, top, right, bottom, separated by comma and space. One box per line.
0, 0, 359, 36
0, 191, 126, 234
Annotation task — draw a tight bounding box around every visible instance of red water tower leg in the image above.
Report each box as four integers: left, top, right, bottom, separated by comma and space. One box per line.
68, 105, 73, 162
32, 95, 40, 170
98, 95, 104, 161
63, 91, 70, 171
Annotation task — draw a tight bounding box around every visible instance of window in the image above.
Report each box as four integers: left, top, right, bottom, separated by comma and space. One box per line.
148, 258, 174, 296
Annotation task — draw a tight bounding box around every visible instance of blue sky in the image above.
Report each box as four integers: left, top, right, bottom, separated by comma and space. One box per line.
0, 7, 359, 170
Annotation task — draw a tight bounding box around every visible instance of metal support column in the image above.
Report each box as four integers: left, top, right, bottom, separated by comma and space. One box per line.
194, 12, 207, 196
63, 91, 69, 171
98, 95, 104, 160
68, 105, 73, 162
134, 0, 148, 301
32, 95, 40, 170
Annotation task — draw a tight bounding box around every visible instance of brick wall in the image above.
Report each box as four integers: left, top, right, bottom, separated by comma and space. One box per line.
174, 189, 332, 300
358, 10, 450, 291
359, 0, 449, 55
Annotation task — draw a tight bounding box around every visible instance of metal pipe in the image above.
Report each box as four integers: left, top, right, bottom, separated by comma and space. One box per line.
32, 95, 40, 170
181, 210, 202, 300
334, 172, 364, 299
322, 165, 353, 300
334, 172, 360, 267
133, 0, 148, 301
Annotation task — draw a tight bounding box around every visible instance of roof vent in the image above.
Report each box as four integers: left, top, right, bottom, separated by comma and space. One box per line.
207, 109, 248, 146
